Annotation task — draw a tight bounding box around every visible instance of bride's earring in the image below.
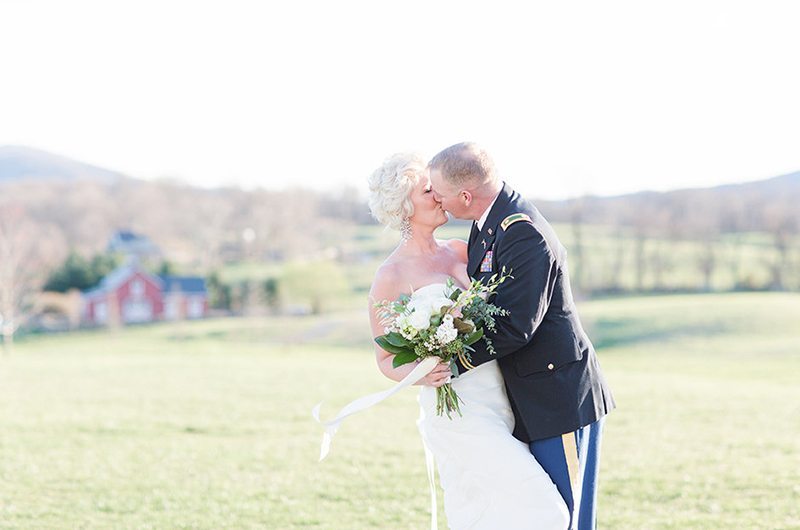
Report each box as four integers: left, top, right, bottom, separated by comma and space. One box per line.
400, 219, 412, 242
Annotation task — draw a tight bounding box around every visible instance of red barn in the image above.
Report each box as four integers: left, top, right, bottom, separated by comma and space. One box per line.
82, 264, 208, 326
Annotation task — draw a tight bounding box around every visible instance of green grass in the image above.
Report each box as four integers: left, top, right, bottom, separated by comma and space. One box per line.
1, 293, 799, 528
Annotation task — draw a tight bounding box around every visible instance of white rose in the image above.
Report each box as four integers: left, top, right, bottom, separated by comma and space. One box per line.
426, 297, 454, 315
409, 290, 453, 314
408, 307, 433, 331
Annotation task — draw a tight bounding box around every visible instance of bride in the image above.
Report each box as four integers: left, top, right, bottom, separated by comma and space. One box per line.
367, 153, 569, 529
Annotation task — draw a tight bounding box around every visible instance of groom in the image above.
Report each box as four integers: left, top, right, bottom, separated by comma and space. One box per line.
429, 142, 615, 530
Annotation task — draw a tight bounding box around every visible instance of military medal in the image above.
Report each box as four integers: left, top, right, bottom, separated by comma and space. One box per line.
480, 250, 493, 272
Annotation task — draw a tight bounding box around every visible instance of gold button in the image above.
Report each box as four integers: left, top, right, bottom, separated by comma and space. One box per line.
547, 363, 554, 370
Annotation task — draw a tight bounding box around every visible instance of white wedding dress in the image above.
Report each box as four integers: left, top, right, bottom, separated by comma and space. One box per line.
416, 284, 569, 530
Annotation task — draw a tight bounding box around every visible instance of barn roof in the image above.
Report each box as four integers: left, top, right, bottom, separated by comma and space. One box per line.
83, 264, 163, 298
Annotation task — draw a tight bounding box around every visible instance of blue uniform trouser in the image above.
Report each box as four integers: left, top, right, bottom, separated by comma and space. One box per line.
529, 417, 605, 530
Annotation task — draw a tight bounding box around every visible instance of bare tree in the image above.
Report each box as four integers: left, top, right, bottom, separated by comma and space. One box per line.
606, 231, 626, 292
569, 199, 585, 294
0, 204, 65, 352
764, 201, 798, 290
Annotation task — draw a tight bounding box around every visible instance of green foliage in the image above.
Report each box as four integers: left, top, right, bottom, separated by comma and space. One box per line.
374, 334, 410, 357
43, 251, 118, 292
262, 277, 280, 310
463, 327, 484, 346
206, 271, 232, 310
389, 349, 418, 368
279, 260, 350, 314
155, 260, 176, 276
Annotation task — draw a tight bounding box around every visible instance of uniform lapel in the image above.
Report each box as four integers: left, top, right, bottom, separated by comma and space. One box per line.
467, 221, 479, 250
467, 183, 514, 276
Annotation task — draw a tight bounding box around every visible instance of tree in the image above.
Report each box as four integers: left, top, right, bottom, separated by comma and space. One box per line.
206, 271, 232, 311
280, 260, 349, 314
764, 202, 798, 291
44, 251, 119, 293
569, 200, 585, 294
43, 251, 92, 292
263, 277, 281, 313
0, 205, 64, 352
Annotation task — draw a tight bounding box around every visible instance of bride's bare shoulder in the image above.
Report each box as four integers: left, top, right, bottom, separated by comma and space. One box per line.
445, 238, 468, 261
369, 261, 404, 301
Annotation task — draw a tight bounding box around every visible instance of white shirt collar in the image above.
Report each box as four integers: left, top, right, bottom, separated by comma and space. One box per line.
476, 192, 500, 231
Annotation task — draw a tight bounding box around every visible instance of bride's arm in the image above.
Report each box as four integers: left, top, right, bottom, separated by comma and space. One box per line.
369, 268, 451, 386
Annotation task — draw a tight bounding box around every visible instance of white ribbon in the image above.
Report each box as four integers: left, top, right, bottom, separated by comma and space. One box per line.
312, 356, 439, 461
313, 356, 442, 529
422, 436, 438, 530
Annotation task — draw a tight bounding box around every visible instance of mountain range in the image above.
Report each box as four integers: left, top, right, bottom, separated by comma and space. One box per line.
0, 145, 127, 184
2, 145, 798, 216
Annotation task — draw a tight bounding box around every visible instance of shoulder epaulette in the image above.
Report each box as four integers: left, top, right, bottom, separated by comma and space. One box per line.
500, 213, 532, 231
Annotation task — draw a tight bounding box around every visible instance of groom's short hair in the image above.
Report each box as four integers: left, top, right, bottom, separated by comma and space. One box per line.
428, 142, 497, 188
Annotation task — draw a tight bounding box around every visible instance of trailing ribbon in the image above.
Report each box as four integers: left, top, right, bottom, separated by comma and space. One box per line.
312, 356, 439, 461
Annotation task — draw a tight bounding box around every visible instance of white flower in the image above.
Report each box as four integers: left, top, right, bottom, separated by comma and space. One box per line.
401, 328, 418, 340
395, 315, 418, 339
434, 317, 458, 344
426, 296, 455, 315
408, 307, 432, 331
409, 290, 454, 317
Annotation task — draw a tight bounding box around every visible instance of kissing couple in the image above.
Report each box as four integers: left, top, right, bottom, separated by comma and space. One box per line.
366, 142, 616, 529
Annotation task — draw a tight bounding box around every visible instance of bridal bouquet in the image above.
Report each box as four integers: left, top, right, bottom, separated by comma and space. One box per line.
374, 272, 510, 418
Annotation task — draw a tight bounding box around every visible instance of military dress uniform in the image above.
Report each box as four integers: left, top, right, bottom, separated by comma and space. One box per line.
454, 182, 615, 530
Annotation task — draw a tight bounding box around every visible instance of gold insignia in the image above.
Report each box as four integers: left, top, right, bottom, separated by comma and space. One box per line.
500, 213, 532, 231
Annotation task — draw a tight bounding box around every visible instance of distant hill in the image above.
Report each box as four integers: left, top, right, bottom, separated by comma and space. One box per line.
713, 170, 800, 197
536, 170, 800, 230
0, 145, 127, 184
2, 144, 797, 234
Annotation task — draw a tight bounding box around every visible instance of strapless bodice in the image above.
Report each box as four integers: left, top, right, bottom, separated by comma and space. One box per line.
412, 282, 450, 296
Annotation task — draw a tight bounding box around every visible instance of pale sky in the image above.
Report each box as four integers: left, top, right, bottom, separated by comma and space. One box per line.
1, 0, 799, 199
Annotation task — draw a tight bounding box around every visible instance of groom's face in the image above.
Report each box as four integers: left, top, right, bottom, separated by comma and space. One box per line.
430, 169, 471, 220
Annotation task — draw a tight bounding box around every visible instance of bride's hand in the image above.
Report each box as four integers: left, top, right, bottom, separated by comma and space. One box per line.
419, 362, 452, 387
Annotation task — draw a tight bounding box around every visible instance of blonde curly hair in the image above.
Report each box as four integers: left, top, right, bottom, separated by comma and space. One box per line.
367, 152, 426, 230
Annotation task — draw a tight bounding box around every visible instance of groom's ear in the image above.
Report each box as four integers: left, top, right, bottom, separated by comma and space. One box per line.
460, 190, 473, 207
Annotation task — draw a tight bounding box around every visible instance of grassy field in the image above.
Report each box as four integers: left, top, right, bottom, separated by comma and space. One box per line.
1, 292, 799, 529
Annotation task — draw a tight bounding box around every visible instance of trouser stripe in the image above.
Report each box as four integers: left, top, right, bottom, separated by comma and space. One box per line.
562, 431, 579, 494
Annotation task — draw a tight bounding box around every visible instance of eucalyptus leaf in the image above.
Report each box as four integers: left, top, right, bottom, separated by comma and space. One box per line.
464, 328, 484, 346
